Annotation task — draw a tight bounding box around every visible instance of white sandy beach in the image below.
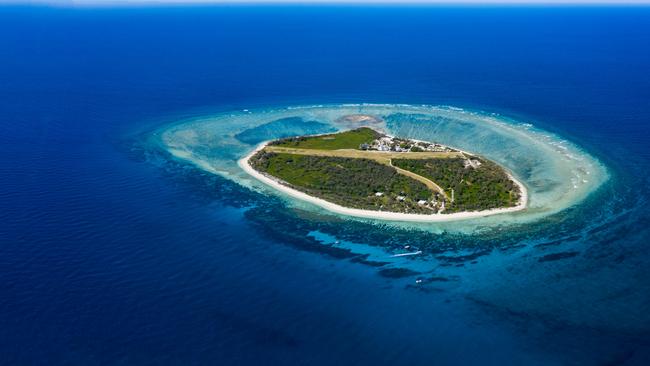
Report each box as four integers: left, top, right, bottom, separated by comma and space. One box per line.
238, 141, 528, 223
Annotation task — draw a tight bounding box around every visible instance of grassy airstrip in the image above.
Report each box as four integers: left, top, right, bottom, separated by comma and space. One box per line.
269, 127, 380, 150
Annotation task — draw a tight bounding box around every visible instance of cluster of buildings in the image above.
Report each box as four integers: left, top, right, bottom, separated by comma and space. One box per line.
359, 135, 453, 153
374, 191, 447, 213
463, 158, 482, 169
414, 197, 445, 212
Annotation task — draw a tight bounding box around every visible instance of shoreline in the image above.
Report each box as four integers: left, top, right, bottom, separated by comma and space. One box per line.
238, 141, 528, 223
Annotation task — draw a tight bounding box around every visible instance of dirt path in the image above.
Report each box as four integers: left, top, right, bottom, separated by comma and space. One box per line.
264, 146, 451, 199
264, 146, 461, 161
388, 160, 449, 200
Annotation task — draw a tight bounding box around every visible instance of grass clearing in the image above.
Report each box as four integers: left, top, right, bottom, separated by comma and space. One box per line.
269, 127, 381, 150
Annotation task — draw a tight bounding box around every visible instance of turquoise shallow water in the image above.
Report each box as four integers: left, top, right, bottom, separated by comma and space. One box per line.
160, 104, 608, 231
153, 103, 646, 333
145, 101, 650, 363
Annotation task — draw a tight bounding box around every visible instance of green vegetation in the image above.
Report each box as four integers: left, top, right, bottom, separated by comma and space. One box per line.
250, 151, 435, 214
250, 127, 521, 215
269, 127, 381, 150
392, 158, 520, 212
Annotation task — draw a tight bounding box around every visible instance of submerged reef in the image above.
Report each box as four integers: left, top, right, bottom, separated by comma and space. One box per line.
159, 104, 607, 231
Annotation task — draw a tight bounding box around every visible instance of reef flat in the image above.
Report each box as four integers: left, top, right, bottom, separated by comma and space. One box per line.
159, 104, 607, 229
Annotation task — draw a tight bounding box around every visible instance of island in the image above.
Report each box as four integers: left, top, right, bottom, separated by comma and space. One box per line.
239, 126, 527, 222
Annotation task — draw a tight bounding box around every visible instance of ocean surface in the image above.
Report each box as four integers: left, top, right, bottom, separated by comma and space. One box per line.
1, 5, 650, 365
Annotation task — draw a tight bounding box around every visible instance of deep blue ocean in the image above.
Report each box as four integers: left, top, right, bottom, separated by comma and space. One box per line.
1, 5, 650, 365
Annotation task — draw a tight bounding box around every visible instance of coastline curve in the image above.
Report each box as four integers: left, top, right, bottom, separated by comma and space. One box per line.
238, 140, 529, 223
158, 103, 608, 229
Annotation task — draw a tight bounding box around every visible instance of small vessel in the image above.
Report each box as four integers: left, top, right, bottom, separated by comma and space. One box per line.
391, 250, 422, 257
